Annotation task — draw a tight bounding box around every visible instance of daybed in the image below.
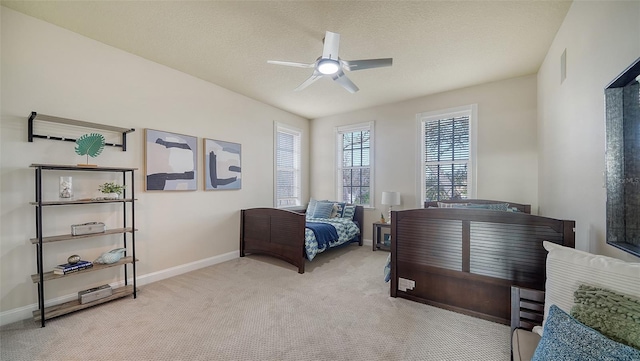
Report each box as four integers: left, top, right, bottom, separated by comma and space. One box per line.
511, 242, 640, 360
389, 199, 575, 325
240, 202, 364, 274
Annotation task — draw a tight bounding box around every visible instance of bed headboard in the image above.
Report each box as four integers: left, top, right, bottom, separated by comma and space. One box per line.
352, 205, 364, 242
424, 199, 531, 214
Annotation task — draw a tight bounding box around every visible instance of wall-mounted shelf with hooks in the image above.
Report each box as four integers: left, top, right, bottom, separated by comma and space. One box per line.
28, 112, 135, 151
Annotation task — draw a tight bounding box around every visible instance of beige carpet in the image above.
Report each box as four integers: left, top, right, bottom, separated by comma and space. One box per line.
0, 245, 510, 361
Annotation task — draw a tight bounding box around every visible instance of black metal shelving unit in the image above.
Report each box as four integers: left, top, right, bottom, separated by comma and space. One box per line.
30, 164, 138, 327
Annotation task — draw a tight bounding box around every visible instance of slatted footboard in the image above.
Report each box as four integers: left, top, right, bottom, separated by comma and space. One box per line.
390, 208, 574, 324
240, 208, 307, 273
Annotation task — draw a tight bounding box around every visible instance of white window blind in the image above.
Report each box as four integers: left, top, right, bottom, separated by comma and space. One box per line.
275, 123, 301, 208
418, 106, 476, 204
336, 122, 374, 207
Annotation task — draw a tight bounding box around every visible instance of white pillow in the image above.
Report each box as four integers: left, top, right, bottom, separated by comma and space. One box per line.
305, 199, 318, 219
541, 241, 640, 334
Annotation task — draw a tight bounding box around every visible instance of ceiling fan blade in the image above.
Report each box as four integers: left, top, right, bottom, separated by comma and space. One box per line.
322, 31, 340, 60
342, 58, 393, 71
332, 70, 359, 93
294, 72, 323, 92
267, 60, 314, 68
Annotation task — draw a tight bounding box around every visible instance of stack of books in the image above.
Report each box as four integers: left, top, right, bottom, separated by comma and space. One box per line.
53, 260, 93, 275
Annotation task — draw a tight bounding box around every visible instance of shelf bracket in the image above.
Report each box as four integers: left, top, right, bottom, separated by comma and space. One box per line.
28, 112, 135, 151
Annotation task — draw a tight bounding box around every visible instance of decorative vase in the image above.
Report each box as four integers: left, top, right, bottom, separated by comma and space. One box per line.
94, 248, 126, 264
102, 192, 120, 200
59, 177, 73, 199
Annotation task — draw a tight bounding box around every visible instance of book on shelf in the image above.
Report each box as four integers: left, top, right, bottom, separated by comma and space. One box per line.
53, 260, 93, 274
54, 265, 93, 275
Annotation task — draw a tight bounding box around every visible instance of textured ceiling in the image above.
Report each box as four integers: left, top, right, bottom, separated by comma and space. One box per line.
1, 1, 572, 119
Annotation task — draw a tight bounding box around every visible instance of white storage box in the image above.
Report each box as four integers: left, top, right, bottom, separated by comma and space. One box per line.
71, 222, 106, 236
78, 284, 113, 304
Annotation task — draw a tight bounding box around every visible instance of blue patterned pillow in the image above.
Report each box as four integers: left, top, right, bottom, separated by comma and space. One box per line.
465, 203, 510, 211
532, 305, 640, 361
342, 205, 356, 220
485, 202, 509, 211
437, 202, 468, 208
312, 201, 333, 219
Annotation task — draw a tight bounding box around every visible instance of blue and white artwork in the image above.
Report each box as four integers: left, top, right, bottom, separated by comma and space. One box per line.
145, 129, 197, 191
204, 138, 241, 190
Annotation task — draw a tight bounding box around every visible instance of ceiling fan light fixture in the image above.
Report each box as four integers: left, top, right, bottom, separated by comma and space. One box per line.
268, 31, 392, 92
317, 59, 340, 75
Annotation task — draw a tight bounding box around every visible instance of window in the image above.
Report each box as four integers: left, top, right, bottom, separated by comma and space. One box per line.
418, 105, 476, 205
336, 122, 374, 207
275, 123, 301, 208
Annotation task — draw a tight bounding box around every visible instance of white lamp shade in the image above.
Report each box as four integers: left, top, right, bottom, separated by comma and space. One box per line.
381, 191, 401, 206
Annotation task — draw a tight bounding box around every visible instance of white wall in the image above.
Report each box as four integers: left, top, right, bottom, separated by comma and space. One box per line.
311, 75, 539, 240
537, 0, 639, 262
0, 7, 309, 319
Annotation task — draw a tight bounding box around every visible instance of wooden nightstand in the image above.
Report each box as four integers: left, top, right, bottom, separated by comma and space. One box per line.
372, 222, 391, 251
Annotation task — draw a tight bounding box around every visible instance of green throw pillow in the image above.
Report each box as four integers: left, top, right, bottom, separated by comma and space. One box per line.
571, 284, 640, 349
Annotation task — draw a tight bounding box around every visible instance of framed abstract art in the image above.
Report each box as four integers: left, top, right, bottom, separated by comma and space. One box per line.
204, 138, 241, 190
145, 129, 197, 191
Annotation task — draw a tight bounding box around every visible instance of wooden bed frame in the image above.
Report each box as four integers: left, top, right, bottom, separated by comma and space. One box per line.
390, 201, 574, 325
240, 206, 364, 274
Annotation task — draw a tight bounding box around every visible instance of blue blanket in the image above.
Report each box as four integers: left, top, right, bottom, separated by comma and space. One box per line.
306, 222, 339, 250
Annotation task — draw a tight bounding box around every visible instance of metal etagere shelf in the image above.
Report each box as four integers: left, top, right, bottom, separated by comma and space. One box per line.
30, 164, 138, 327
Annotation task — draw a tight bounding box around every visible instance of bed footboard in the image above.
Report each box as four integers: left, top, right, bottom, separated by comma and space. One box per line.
240, 208, 306, 273
390, 208, 575, 325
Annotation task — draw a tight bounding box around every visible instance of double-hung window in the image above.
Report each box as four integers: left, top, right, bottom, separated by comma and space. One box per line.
418, 105, 476, 204
336, 122, 374, 207
275, 123, 301, 208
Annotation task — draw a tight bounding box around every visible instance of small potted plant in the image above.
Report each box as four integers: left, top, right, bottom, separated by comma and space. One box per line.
98, 182, 125, 199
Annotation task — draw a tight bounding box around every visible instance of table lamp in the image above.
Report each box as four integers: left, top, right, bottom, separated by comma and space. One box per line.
381, 191, 401, 223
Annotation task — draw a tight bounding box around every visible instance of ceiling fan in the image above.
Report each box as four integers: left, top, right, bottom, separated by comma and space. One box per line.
267, 31, 393, 93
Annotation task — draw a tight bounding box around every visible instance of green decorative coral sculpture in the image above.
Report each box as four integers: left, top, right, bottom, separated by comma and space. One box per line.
75, 133, 105, 166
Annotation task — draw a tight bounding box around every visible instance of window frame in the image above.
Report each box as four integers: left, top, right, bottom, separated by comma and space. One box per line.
274, 122, 302, 209
416, 105, 477, 207
335, 121, 375, 208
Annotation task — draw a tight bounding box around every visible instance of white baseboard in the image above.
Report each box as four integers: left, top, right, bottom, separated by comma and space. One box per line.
0, 250, 239, 327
